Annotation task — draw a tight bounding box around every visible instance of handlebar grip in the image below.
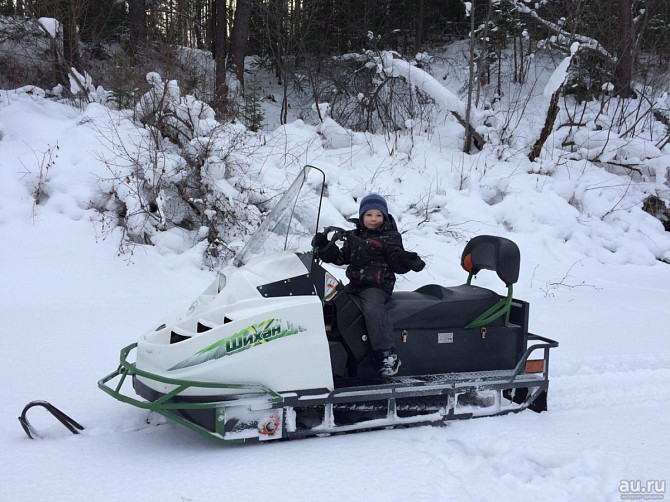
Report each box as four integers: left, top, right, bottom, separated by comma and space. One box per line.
322, 226, 347, 242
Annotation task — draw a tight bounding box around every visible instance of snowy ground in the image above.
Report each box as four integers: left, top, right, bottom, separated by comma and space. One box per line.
1, 79, 669, 501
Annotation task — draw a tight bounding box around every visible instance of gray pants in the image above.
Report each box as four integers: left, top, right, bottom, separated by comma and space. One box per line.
357, 287, 393, 352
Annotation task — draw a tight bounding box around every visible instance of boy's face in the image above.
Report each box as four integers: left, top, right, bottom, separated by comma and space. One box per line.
362, 209, 384, 229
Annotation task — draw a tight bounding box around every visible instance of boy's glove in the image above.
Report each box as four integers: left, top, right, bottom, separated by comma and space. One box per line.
311, 232, 328, 250
404, 252, 426, 272
312, 232, 339, 262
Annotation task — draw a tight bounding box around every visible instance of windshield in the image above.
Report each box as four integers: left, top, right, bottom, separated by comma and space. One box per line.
233, 165, 325, 267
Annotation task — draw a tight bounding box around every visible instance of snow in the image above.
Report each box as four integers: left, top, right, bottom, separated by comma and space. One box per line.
1, 60, 670, 502
37, 17, 58, 38
314, 103, 352, 149
543, 43, 579, 99
464, 2, 472, 17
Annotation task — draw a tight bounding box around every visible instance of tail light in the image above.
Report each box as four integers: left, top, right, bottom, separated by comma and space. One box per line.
525, 359, 544, 373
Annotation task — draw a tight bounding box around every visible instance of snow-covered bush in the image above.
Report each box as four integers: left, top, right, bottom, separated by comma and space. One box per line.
98, 73, 263, 268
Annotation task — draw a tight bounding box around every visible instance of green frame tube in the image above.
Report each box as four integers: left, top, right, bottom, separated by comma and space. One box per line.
98, 343, 283, 443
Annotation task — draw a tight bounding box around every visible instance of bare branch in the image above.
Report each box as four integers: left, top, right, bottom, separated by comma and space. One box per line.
508, 0, 616, 63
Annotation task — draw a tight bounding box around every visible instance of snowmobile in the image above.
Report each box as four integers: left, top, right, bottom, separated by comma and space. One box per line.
96, 165, 558, 444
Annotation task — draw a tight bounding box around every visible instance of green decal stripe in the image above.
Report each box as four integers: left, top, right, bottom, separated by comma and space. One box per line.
197, 318, 277, 355
168, 319, 303, 371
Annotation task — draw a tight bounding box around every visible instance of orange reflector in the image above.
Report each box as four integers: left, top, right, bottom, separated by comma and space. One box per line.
525, 360, 544, 373
463, 253, 473, 272
258, 415, 280, 435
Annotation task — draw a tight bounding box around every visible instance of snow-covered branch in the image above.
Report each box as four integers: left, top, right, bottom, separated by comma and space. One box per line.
380, 51, 468, 118
508, 0, 616, 63
377, 51, 486, 149
529, 42, 580, 161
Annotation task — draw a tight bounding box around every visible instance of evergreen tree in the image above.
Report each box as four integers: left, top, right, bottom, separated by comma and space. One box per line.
242, 75, 265, 132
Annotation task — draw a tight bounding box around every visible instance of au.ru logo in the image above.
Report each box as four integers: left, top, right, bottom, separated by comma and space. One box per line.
620, 479, 666, 500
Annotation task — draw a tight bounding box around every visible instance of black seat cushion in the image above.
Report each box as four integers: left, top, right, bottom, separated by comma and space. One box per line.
387, 284, 503, 329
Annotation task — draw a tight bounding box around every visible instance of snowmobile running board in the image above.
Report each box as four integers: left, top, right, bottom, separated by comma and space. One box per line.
98, 334, 558, 444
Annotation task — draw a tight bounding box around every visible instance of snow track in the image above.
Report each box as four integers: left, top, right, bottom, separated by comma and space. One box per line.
550, 354, 670, 411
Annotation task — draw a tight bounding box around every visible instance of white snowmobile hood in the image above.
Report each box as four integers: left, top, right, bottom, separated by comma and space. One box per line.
135, 251, 334, 396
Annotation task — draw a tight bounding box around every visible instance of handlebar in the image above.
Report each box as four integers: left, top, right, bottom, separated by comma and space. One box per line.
313, 226, 348, 262
322, 226, 347, 243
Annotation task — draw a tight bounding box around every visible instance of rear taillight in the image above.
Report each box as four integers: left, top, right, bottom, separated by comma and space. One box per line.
525, 360, 544, 373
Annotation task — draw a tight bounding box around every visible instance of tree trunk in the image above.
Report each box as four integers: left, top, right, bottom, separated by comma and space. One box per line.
208, 0, 216, 53
528, 91, 560, 162
269, 0, 285, 85
147, 0, 160, 42
128, 0, 146, 54
415, 0, 424, 53
177, 0, 187, 46
463, 0, 476, 153
63, 1, 79, 66
475, 0, 494, 107
214, 0, 228, 109
228, 0, 252, 90
615, 0, 633, 98
57, 0, 79, 86
194, 0, 204, 49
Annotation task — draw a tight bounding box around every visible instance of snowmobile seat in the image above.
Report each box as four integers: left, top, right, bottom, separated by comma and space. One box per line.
387, 284, 503, 330
388, 235, 520, 330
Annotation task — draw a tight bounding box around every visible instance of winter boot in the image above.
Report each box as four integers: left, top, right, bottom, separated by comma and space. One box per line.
376, 349, 401, 377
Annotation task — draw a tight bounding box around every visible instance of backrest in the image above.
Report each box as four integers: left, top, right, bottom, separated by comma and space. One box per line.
461, 235, 520, 286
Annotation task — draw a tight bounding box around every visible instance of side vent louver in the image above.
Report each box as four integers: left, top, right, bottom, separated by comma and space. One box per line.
197, 322, 212, 333
170, 332, 191, 344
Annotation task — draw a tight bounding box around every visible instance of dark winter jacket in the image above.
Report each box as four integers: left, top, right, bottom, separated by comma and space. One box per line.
320, 215, 412, 295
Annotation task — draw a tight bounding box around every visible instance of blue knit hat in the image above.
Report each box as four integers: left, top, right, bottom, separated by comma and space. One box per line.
359, 193, 388, 221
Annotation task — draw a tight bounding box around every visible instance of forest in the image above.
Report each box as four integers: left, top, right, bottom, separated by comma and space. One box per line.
1, 0, 669, 266
1, 1, 668, 123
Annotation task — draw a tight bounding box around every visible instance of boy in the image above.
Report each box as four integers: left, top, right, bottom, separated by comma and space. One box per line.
313, 193, 425, 377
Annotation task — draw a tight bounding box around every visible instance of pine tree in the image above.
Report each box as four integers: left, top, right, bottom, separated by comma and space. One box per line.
243, 75, 265, 132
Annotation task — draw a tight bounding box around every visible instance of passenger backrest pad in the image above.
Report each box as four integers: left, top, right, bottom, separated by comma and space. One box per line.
461, 235, 520, 286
